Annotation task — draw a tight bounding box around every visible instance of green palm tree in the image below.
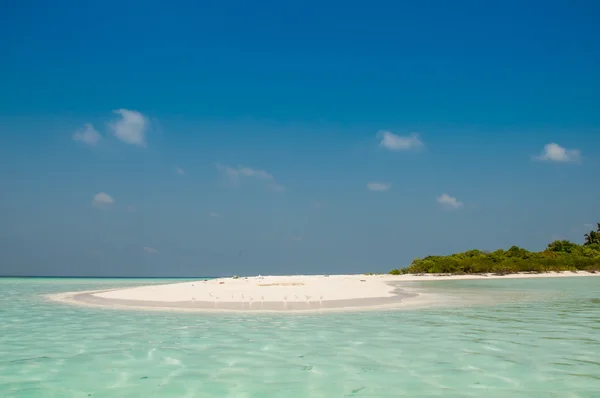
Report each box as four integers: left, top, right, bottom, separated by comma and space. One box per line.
584, 230, 599, 245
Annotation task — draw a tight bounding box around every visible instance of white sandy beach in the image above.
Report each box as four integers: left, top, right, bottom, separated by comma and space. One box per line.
48, 271, 599, 313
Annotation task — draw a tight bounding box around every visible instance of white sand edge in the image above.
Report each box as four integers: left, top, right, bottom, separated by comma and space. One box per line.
46, 271, 599, 314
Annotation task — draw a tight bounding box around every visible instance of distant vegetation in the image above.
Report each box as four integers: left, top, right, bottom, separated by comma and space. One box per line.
390, 223, 600, 275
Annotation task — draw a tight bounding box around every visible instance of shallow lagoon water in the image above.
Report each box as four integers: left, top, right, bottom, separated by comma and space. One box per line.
1, 277, 599, 397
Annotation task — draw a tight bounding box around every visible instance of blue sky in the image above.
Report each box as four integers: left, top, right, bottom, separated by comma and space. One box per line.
0, 0, 598, 276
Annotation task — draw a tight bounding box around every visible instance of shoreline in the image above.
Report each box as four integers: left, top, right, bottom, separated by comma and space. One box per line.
47, 271, 599, 314
49, 284, 423, 314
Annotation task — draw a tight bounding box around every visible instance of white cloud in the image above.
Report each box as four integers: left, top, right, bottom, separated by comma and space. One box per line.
367, 182, 390, 192
237, 166, 273, 180
436, 193, 463, 209
209, 211, 220, 217
143, 246, 158, 254
127, 205, 137, 213
216, 164, 242, 180
175, 167, 185, 175
110, 109, 148, 146
92, 192, 114, 208
290, 236, 303, 242
535, 143, 581, 163
216, 164, 284, 192
73, 123, 101, 146
377, 131, 423, 151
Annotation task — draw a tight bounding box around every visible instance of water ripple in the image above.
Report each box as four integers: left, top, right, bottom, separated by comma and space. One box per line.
0, 277, 599, 397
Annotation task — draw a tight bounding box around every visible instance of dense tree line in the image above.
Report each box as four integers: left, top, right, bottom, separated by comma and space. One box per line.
390, 223, 600, 275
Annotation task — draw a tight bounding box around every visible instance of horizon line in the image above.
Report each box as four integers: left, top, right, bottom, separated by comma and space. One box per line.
0, 275, 220, 279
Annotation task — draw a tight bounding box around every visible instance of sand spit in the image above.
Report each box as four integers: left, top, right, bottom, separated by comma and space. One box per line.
47, 271, 599, 314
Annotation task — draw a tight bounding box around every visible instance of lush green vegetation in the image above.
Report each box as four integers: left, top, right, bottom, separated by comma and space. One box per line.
390, 223, 600, 275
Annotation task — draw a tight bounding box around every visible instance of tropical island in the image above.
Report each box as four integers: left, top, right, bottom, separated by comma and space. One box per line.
48, 224, 600, 314
391, 223, 600, 275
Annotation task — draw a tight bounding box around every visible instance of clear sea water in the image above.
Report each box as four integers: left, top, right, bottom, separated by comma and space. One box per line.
1, 277, 599, 397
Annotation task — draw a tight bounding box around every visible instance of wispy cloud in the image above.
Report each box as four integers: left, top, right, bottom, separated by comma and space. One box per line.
534, 143, 581, 163
437, 193, 463, 209
73, 123, 101, 146
312, 201, 325, 210
110, 109, 148, 146
92, 192, 114, 209
216, 164, 284, 192
175, 167, 185, 175
228, 165, 273, 180
289, 236, 303, 242
127, 205, 137, 213
272, 184, 286, 193
377, 131, 423, 151
143, 246, 158, 254
209, 211, 220, 217
367, 182, 390, 192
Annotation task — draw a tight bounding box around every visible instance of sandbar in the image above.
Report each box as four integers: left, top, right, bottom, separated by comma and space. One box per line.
47, 271, 599, 313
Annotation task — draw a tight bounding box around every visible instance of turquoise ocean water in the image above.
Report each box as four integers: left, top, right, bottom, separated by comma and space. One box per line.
0, 277, 599, 397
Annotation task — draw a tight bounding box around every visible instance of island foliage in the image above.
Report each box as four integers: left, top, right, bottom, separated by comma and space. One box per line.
390, 223, 600, 275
